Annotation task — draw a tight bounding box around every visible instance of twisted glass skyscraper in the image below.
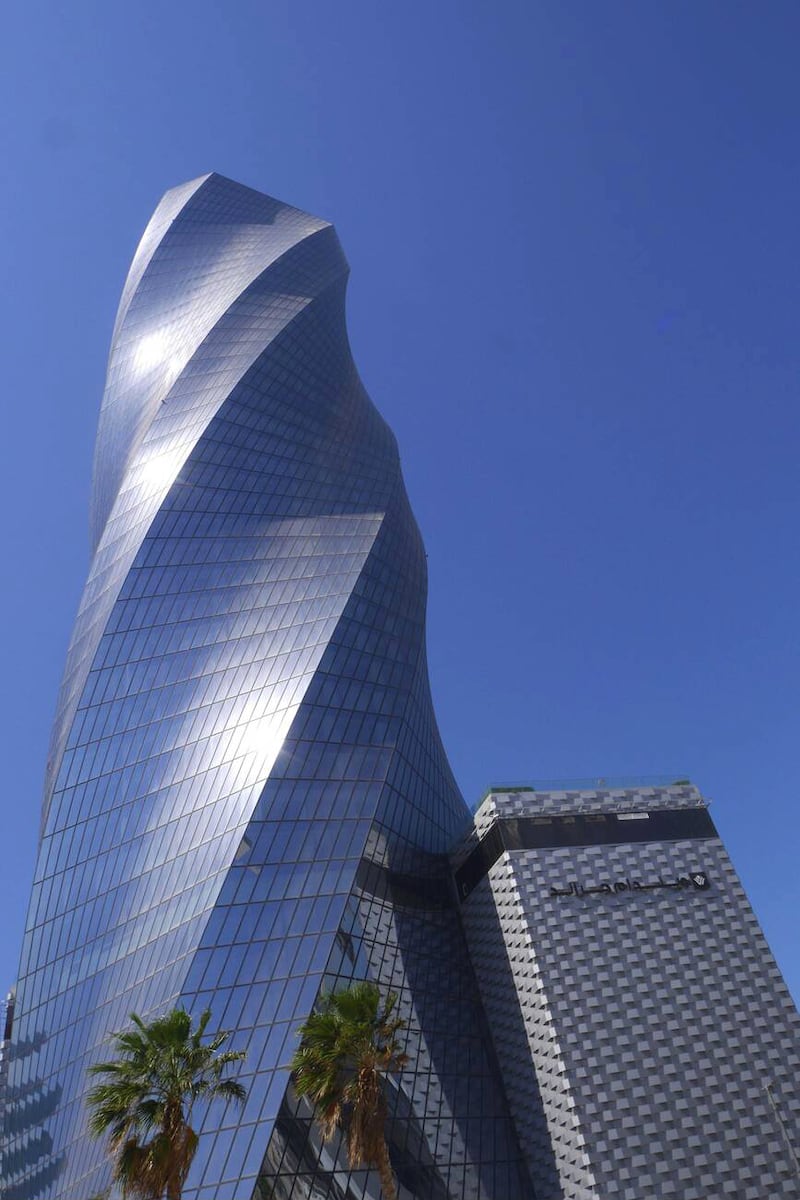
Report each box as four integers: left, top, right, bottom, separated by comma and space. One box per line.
2, 175, 530, 1200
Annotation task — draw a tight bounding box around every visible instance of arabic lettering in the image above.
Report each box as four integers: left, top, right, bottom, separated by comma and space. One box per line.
549, 872, 710, 898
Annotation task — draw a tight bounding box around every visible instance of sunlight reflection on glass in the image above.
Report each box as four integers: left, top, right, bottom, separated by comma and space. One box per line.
140, 450, 183, 494
134, 331, 170, 373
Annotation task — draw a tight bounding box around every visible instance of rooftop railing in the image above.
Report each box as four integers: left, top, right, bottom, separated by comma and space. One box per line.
477, 774, 693, 806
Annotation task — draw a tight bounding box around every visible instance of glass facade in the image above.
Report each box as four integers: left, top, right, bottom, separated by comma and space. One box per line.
1, 175, 530, 1200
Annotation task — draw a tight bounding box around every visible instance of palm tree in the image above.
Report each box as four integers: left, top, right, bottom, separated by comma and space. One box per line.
290, 981, 408, 1200
86, 1007, 246, 1200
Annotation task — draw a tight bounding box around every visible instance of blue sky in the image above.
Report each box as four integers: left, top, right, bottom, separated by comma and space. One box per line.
1, 1, 799, 1002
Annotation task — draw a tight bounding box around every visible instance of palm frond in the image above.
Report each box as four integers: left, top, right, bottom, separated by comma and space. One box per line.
210, 1078, 247, 1105
291, 979, 407, 1195
86, 1006, 247, 1198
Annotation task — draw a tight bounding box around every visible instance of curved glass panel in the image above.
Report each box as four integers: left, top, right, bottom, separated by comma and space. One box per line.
2, 175, 529, 1200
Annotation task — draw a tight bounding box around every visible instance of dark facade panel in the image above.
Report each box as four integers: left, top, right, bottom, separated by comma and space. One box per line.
455, 805, 718, 900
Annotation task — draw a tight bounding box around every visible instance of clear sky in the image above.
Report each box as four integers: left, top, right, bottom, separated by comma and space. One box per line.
1, 2, 799, 1004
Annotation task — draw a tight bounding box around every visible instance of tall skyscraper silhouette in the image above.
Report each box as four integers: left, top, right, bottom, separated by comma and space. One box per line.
2, 174, 530, 1200
4, 174, 798, 1200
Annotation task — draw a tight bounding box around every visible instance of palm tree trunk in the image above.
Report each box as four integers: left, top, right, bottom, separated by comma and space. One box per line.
164, 1099, 184, 1200
375, 1137, 397, 1200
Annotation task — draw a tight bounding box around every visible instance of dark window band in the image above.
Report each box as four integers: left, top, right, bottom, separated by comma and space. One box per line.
455, 807, 718, 902
355, 857, 454, 910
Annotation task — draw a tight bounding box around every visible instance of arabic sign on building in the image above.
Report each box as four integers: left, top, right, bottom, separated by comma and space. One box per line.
549, 872, 710, 898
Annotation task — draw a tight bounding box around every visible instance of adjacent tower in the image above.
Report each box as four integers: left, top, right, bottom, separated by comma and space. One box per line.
454, 782, 800, 1200
2, 175, 529, 1200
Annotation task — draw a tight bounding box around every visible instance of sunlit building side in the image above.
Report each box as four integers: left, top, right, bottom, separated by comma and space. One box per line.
2, 175, 530, 1200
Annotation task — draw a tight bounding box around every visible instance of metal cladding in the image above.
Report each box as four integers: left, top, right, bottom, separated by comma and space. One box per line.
456, 785, 800, 1200
2, 176, 530, 1200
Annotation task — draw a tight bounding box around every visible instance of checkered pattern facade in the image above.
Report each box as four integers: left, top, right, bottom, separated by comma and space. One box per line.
456, 786, 800, 1199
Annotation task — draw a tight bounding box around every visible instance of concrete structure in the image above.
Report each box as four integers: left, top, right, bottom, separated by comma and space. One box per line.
453, 782, 800, 1199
